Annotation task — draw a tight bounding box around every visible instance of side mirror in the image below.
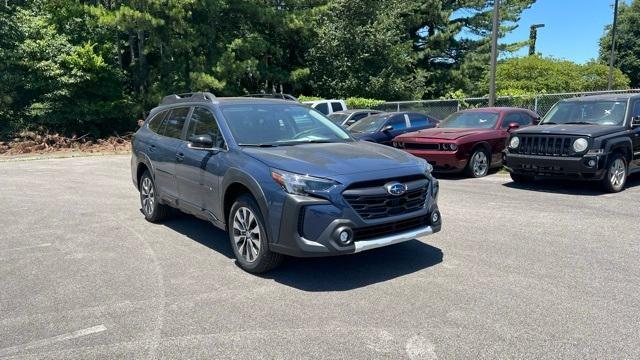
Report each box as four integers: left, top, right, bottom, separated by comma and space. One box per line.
632, 116, 640, 128
188, 134, 214, 149
508, 122, 520, 131
382, 125, 394, 133
534, 116, 541, 125
137, 119, 144, 128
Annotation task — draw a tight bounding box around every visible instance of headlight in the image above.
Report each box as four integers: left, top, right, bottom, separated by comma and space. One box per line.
572, 138, 589, 153
509, 136, 520, 149
441, 143, 458, 151
271, 170, 337, 196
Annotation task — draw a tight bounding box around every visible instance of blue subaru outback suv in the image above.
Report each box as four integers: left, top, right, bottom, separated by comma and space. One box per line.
131, 93, 441, 273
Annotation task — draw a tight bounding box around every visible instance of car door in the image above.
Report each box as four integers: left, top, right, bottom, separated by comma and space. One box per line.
175, 107, 226, 213
630, 100, 640, 168
153, 106, 191, 202
380, 114, 409, 145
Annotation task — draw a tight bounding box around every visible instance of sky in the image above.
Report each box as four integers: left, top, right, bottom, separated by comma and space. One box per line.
502, 0, 627, 63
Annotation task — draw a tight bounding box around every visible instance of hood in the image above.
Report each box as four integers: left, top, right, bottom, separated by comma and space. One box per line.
515, 124, 626, 137
397, 128, 493, 141
350, 131, 376, 139
242, 141, 423, 177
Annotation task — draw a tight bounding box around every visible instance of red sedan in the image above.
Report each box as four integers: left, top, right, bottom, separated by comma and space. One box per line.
393, 107, 539, 177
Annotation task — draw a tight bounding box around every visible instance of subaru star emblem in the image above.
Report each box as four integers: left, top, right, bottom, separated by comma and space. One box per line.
385, 182, 407, 196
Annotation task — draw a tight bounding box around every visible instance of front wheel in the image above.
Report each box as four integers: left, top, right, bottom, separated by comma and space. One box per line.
229, 194, 283, 273
466, 149, 490, 178
601, 154, 627, 193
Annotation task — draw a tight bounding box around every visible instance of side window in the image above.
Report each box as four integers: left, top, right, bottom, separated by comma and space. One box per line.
517, 112, 534, 126
163, 107, 190, 139
632, 101, 640, 118
314, 103, 329, 115
331, 102, 344, 112
147, 111, 168, 134
502, 113, 522, 129
387, 115, 407, 130
409, 113, 429, 127
187, 108, 225, 148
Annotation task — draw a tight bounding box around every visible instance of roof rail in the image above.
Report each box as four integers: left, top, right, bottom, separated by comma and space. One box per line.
160, 92, 216, 106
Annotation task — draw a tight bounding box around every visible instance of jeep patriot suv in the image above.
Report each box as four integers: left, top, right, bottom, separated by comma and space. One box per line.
131, 93, 441, 273
505, 94, 640, 192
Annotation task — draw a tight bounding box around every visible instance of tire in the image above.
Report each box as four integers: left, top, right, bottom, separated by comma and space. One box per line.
139, 171, 171, 222
601, 153, 628, 193
510, 173, 534, 184
465, 148, 491, 178
228, 194, 283, 274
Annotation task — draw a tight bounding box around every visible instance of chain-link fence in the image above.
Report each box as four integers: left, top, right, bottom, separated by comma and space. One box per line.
376, 89, 640, 120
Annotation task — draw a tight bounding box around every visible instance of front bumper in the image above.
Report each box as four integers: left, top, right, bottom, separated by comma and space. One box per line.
269, 184, 441, 258
405, 150, 467, 173
505, 153, 606, 180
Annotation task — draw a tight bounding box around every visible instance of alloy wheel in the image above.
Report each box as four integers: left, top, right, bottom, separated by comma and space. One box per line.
609, 158, 626, 189
140, 177, 155, 216
232, 207, 261, 263
472, 151, 489, 177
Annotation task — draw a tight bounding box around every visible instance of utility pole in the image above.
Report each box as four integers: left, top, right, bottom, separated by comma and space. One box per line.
489, 0, 500, 107
607, 0, 619, 90
528, 24, 545, 56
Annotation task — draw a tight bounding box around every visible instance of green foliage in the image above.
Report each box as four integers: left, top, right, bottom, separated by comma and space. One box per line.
491, 56, 629, 94
345, 97, 385, 109
297, 95, 323, 102
599, 0, 640, 88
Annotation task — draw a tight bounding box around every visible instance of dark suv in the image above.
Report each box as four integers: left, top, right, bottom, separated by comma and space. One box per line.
505, 94, 640, 192
131, 93, 442, 273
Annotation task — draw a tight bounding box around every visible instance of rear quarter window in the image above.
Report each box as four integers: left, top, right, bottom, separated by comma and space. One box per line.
147, 111, 168, 134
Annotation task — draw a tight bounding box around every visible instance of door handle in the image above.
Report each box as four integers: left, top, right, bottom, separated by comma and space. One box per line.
176, 152, 185, 162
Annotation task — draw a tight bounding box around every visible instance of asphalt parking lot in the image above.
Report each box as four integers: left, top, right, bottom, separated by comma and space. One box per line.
1, 155, 639, 359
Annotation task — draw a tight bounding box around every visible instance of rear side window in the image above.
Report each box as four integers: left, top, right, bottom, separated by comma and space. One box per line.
314, 103, 329, 115
408, 113, 430, 127
187, 107, 225, 148
163, 107, 190, 139
147, 111, 168, 134
331, 102, 344, 112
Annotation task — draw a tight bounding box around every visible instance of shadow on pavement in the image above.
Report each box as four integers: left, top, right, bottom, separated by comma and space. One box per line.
160, 213, 443, 291
161, 213, 235, 259
264, 240, 443, 292
502, 173, 640, 196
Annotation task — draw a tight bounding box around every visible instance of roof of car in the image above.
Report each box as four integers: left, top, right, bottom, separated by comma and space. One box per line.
460, 107, 533, 113
561, 93, 640, 102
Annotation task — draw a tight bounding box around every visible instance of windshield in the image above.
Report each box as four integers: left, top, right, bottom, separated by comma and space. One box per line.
221, 104, 352, 146
328, 113, 349, 125
439, 112, 499, 129
541, 101, 627, 126
348, 115, 388, 133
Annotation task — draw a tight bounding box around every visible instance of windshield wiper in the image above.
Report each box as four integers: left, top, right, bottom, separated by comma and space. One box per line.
540, 122, 557, 125
238, 143, 280, 147
564, 121, 595, 125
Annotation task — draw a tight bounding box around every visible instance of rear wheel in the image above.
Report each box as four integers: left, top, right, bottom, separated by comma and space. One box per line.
466, 148, 490, 178
601, 153, 627, 193
229, 194, 283, 273
139, 171, 171, 222
510, 173, 535, 184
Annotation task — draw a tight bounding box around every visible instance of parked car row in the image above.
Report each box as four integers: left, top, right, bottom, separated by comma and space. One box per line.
131, 92, 640, 274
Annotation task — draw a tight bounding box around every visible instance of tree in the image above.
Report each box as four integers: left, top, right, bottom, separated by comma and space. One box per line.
406, 0, 536, 98
599, 0, 640, 88
308, 0, 423, 100
492, 56, 629, 94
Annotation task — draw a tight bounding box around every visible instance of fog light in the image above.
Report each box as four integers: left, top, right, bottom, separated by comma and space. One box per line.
431, 211, 440, 224
334, 226, 354, 245
588, 159, 596, 168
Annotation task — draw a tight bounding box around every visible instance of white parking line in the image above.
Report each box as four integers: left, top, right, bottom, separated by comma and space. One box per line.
0, 243, 52, 253
0, 324, 107, 357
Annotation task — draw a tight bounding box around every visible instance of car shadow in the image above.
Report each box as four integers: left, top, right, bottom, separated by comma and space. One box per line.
161, 213, 235, 259
159, 212, 443, 291
502, 173, 640, 196
263, 240, 443, 292
434, 167, 502, 180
